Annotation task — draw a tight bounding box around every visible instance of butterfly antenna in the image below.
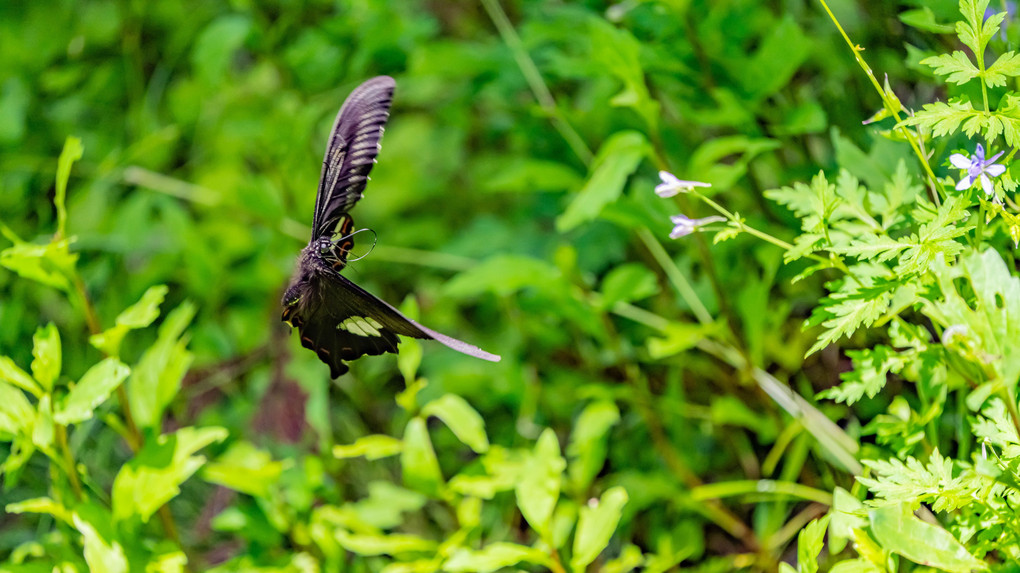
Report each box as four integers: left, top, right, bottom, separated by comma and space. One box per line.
344, 228, 378, 263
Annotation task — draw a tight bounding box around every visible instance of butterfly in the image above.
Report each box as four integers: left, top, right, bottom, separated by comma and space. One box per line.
282, 76, 501, 378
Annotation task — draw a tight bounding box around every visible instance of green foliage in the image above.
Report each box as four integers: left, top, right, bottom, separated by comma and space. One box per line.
10, 0, 1019, 571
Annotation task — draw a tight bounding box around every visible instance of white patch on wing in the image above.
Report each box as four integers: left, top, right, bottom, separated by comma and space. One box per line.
338, 316, 382, 337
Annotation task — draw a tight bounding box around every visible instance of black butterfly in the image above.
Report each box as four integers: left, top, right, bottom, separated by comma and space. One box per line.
282, 76, 501, 378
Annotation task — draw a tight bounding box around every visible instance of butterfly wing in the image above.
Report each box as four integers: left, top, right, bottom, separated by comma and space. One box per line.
311, 76, 395, 241
286, 271, 500, 378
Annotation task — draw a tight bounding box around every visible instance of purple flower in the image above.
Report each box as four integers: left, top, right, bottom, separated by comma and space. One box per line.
655, 171, 711, 197
669, 214, 725, 239
950, 144, 1006, 196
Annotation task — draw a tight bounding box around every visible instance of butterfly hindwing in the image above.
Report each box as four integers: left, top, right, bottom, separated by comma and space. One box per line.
312, 75, 395, 241
283, 76, 501, 377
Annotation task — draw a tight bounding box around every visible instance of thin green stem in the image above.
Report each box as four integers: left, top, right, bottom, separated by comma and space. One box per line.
692, 191, 851, 274
816, 0, 944, 205
56, 425, 84, 501
976, 199, 987, 245
636, 228, 713, 325
479, 0, 593, 165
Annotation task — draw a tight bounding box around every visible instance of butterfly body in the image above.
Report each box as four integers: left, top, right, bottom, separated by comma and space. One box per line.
283, 76, 500, 377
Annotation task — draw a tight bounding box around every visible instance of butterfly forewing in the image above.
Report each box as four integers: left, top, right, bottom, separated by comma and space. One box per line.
312, 75, 395, 240
283, 76, 501, 378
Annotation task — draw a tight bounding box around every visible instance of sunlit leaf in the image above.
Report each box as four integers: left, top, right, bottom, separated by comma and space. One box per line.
422, 394, 489, 454
869, 503, 987, 571
31, 323, 60, 391
572, 486, 628, 570
401, 417, 443, 496
54, 358, 130, 425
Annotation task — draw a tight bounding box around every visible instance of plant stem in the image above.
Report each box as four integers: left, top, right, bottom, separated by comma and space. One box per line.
637, 228, 713, 325
816, 0, 944, 205
479, 0, 593, 166
56, 424, 84, 501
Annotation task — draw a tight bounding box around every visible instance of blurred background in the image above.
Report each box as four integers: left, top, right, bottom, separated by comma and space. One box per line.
0, 0, 965, 568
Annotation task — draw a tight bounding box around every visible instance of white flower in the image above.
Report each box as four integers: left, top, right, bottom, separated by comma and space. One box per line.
669, 214, 725, 239
655, 171, 711, 197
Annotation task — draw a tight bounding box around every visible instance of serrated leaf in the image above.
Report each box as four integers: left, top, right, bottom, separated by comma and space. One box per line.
444, 542, 552, 572
819, 346, 909, 405
571, 487, 628, 570
556, 131, 648, 232
111, 426, 227, 522
984, 51, 1020, 86
421, 394, 489, 454
333, 434, 405, 460
869, 503, 987, 571
921, 51, 979, 85
797, 515, 830, 573
401, 417, 443, 496
515, 428, 565, 537
31, 323, 60, 391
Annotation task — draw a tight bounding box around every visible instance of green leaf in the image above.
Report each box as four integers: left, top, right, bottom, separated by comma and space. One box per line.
567, 400, 620, 491
444, 542, 552, 572
201, 441, 291, 498
74, 508, 128, 573
54, 136, 83, 239
0, 355, 41, 397
602, 544, 645, 573
859, 450, 976, 513
0, 238, 78, 292
571, 486, 628, 570
112, 426, 227, 522
588, 19, 660, 131
32, 394, 54, 449
348, 481, 428, 530
401, 417, 443, 496
599, 263, 659, 308
31, 323, 60, 391
818, 346, 909, 405
333, 434, 405, 460
829, 487, 868, 554
740, 17, 811, 100
869, 503, 987, 571
421, 394, 489, 454
335, 530, 436, 556
515, 428, 565, 537
925, 249, 1020, 389
90, 285, 169, 356
53, 358, 130, 425
983, 51, 1020, 86
796, 515, 830, 573
445, 254, 562, 298
5, 496, 72, 524
898, 99, 976, 140
127, 301, 196, 430
556, 131, 648, 232
921, 51, 980, 85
